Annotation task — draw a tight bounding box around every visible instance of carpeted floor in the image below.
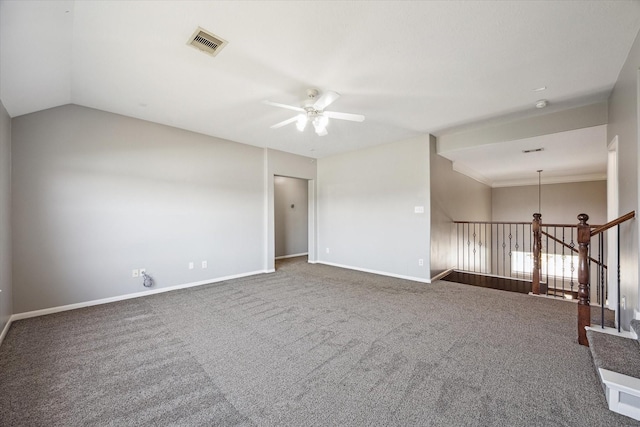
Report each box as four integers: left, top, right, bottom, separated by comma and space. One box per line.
1, 256, 637, 426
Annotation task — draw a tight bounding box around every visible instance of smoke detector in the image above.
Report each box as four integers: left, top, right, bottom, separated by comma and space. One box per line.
535, 99, 549, 109
187, 27, 228, 57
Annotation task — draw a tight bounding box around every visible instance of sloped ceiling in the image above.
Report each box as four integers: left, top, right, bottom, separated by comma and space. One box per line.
1, 1, 640, 172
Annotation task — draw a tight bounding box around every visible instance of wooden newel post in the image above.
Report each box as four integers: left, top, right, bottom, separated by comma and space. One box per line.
532, 213, 542, 295
577, 213, 591, 346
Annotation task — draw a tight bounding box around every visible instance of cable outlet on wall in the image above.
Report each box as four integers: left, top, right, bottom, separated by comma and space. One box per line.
139, 268, 146, 275
132, 269, 139, 278
202, 260, 208, 269
188, 262, 194, 270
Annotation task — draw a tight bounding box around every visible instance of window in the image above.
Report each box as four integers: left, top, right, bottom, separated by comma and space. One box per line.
511, 251, 577, 280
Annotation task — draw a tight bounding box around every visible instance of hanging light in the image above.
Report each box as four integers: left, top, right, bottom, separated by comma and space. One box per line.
296, 114, 307, 132
537, 170, 543, 214
313, 115, 328, 136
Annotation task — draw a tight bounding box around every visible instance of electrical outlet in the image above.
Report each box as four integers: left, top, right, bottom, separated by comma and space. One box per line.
139, 268, 146, 275
202, 260, 208, 269
326, 248, 330, 254
418, 259, 424, 266
622, 296, 627, 310
132, 269, 139, 278
188, 262, 194, 270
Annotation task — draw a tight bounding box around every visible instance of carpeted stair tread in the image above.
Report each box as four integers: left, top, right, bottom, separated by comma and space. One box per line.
587, 329, 640, 379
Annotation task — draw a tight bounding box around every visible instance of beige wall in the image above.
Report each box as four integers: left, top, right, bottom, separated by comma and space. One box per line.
429, 135, 492, 277
0, 100, 11, 333
492, 181, 607, 225
12, 105, 266, 313
607, 27, 640, 329
318, 136, 430, 282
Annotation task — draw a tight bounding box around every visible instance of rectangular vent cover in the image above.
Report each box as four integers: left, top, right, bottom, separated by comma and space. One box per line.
187, 27, 227, 57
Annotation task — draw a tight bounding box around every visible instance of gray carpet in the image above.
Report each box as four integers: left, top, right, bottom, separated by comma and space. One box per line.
1, 256, 637, 426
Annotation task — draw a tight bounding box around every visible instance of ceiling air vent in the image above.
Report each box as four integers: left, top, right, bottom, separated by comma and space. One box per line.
187, 27, 228, 57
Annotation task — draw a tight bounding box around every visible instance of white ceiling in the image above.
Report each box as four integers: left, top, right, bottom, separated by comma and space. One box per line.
441, 125, 608, 187
1, 1, 640, 180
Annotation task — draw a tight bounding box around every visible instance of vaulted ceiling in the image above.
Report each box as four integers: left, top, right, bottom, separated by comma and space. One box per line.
2, 1, 640, 181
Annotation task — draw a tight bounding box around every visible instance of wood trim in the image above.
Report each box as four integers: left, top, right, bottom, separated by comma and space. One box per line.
540, 230, 605, 268
590, 211, 635, 236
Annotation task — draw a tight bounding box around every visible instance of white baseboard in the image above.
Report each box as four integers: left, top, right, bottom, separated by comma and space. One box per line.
9, 269, 270, 323
600, 368, 640, 421
0, 318, 12, 348
586, 326, 636, 339
431, 268, 454, 282
316, 261, 430, 284
275, 253, 308, 260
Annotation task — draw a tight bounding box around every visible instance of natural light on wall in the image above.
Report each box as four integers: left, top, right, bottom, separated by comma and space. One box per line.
512, 251, 578, 280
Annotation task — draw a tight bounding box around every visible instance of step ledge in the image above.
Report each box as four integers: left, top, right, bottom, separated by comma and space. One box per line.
586, 326, 636, 340
599, 368, 640, 421
528, 292, 603, 306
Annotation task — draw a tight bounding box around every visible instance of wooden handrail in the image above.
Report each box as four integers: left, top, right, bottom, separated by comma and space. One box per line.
540, 230, 606, 268
542, 223, 602, 229
453, 220, 531, 225
590, 211, 635, 236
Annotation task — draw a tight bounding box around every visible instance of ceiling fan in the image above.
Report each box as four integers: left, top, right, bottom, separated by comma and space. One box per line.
263, 89, 365, 136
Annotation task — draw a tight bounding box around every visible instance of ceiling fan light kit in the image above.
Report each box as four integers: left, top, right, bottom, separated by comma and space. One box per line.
264, 88, 365, 136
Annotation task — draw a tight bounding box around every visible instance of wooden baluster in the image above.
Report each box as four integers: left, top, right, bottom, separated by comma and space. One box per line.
577, 213, 591, 346
532, 213, 542, 295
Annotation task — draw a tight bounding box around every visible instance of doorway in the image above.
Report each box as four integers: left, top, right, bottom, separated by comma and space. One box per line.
274, 176, 309, 262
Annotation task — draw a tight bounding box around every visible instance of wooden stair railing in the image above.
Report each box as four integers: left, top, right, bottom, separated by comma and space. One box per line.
532, 213, 542, 295
577, 211, 636, 346
540, 230, 605, 267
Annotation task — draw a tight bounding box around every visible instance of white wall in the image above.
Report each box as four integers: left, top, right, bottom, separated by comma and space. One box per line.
438, 102, 608, 153
0, 100, 12, 333
492, 181, 607, 225
430, 135, 492, 277
607, 27, 640, 329
318, 136, 431, 282
12, 105, 266, 313
274, 176, 308, 258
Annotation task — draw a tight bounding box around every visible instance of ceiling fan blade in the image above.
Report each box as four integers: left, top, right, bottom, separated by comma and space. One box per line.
270, 116, 298, 129
262, 100, 305, 113
323, 111, 365, 122
313, 90, 340, 110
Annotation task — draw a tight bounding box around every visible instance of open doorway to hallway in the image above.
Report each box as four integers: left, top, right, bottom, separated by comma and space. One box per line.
274, 176, 309, 267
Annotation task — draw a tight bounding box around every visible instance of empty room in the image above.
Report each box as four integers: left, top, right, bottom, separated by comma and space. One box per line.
2, 1, 640, 425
